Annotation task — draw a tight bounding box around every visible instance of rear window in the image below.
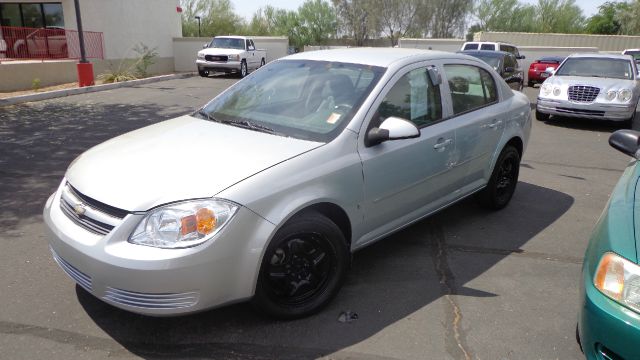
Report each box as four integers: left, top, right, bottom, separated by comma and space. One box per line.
480, 44, 495, 50
463, 43, 479, 50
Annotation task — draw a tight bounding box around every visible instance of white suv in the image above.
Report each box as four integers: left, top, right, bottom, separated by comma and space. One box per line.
461, 42, 525, 60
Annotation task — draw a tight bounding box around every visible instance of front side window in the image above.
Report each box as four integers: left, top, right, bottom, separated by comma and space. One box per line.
376, 68, 443, 128
445, 65, 498, 115
200, 60, 385, 142
504, 55, 516, 70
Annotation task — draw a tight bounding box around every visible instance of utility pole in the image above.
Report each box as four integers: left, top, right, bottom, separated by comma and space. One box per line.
74, 0, 94, 86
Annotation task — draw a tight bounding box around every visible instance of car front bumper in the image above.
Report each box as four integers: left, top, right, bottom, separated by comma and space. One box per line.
579, 264, 640, 360
196, 59, 242, 72
537, 97, 635, 121
43, 185, 275, 316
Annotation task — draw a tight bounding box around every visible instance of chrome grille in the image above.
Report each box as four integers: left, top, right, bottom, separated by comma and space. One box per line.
59, 183, 126, 236
103, 287, 199, 309
568, 85, 600, 103
205, 55, 228, 62
50, 247, 92, 291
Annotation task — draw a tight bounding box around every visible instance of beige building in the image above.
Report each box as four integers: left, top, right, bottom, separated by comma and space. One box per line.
0, 0, 182, 91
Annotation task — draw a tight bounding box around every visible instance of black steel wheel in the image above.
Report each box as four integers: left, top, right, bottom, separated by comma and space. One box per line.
477, 145, 520, 210
198, 69, 209, 77
253, 211, 349, 319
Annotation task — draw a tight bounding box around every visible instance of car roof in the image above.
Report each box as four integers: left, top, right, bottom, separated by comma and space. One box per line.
462, 41, 517, 46
214, 35, 247, 39
283, 47, 460, 68
537, 56, 565, 62
458, 50, 511, 58
567, 53, 632, 60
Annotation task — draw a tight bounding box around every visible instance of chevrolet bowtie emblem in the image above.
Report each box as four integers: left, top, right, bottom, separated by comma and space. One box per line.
73, 204, 86, 216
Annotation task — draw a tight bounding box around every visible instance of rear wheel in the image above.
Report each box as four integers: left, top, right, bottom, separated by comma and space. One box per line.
528, 81, 534, 87
477, 145, 520, 210
252, 211, 349, 319
535, 109, 550, 121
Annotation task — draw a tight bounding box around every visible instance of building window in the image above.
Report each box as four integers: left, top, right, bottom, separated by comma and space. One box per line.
0, 3, 64, 28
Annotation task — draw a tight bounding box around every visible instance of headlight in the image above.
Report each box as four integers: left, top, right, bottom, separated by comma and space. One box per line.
197, 53, 205, 59
594, 252, 640, 313
553, 87, 561, 96
229, 54, 240, 61
606, 90, 617, 101
541, 83, 552, 96
618, 89, 633, 102
129, 199, 238, 249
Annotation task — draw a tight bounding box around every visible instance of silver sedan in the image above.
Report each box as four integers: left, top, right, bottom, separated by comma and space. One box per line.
536, 53, 640, 125
44, 48, 531, 318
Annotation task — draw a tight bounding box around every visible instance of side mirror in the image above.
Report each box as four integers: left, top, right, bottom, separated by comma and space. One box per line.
504, 66, 515, 73
517, 55, 526, 60
366, 117, 420, 147
609, 130, 640, 158
545, 67, 556, 75
202, 43, 208, 49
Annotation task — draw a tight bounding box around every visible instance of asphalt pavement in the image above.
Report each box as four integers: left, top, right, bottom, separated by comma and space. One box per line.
0, 76, 631, 360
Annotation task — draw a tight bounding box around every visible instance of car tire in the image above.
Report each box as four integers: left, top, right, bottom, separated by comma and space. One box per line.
535, 109, 550, 121
626, 108, 640, 130
528, 81, 534, 88
477, 145, 520, 210
252, 211, 349, 319
239, 60, 248, 78
198, 69, 209, 78
260, 58, 265, 67
576, 323, 583, 353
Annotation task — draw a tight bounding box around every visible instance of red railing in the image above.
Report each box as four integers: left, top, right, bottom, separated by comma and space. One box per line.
0, 26, 104, 60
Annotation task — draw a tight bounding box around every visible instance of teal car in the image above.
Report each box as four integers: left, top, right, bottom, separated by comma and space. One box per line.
579, 130, 640, 359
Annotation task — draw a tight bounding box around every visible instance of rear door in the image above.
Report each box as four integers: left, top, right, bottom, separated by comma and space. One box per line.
442, 63, 506, 191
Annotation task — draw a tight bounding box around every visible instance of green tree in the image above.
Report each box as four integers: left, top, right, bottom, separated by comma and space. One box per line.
298, 0, 337, 45
584, 2, 628, 34
430, 0, 474, 38
535, 0, 584, 33
617, 0, 640, 35
180, 0, 245, 37
332, 0, 380, 46
374, 0, 421, 46
475, 0, 537, 32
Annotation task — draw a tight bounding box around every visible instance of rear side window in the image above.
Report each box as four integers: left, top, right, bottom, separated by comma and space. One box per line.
463, 43, 479, 50
444, 65, 498, 115
480, 44, 495, 50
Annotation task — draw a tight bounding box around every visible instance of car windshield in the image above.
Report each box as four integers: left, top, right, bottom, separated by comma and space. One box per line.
467, 54, 501, 71
198, 60, 385, 142
555, 58, 633, 80
210, 37, 245, 49
624, 51, 640, 62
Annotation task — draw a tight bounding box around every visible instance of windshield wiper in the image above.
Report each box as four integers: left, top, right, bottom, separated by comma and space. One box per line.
195, 110, 284, 136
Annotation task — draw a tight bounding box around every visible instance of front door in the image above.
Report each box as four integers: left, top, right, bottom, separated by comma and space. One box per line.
357, 64, 457, 245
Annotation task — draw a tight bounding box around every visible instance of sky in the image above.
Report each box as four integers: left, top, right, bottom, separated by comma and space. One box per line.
231, 0, 604, 21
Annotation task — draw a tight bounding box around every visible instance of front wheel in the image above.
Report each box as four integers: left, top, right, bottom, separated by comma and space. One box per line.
626, 108, 639, 130
477, 145, 520, 210
239, 60, 248, 78
260, 58, 265, 67
198, 69, 209, 77
252, 211, 349, 319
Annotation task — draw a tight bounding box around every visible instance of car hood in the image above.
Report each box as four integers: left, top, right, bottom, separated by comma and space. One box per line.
199, 48, 244, 56
65, 115, 322, 211
545, 75, 636, 89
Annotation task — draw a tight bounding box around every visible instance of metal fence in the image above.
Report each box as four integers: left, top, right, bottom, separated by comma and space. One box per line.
0, 26, 104, 60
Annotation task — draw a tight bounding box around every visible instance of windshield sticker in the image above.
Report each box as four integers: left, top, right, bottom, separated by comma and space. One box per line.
327, 113, 341, 124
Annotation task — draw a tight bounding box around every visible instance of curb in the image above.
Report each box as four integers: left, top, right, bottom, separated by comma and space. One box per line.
0, 72, 196, 107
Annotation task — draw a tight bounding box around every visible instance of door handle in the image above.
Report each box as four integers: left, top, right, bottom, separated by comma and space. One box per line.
487, 120, 503, 129
433, 138, 453, 150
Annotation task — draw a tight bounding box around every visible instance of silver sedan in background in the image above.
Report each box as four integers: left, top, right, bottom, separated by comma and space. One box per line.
44, 48, 531, 319
536, 53, 640, 127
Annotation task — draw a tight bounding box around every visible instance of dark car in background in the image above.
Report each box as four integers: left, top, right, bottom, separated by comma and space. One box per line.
459, 50, 524, 91
528, 56, 565, 87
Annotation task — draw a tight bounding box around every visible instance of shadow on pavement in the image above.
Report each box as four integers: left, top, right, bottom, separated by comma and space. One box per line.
77, 181, 574, 359
540, 115, 627, 133
0, 101, 194, 232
